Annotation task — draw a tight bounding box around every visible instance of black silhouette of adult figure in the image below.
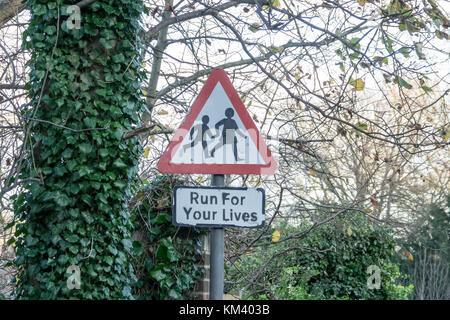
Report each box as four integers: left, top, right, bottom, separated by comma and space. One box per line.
211, 108, 246, 161
183, 115, 213, 159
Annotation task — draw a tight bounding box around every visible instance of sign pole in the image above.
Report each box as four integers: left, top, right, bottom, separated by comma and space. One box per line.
210, 174, 225, 300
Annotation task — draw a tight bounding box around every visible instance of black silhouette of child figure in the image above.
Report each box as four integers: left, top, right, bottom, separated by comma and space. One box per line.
183, 115, 213, 159
211, 108, 246, 161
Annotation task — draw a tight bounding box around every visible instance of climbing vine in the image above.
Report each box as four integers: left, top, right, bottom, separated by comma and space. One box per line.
129, 175, 205, 300
8, 0, 147, 299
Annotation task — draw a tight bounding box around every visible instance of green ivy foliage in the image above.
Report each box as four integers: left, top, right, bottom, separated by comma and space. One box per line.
129, 176, 206, 300
8, 0, 147, 299
226, 212, 413, 300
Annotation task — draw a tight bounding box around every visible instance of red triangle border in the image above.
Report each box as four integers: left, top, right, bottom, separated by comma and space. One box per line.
157, 69, 277, 175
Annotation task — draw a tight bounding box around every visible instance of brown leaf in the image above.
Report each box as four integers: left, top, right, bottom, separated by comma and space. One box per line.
347, 108, 353, 118
370, 196, 379, 206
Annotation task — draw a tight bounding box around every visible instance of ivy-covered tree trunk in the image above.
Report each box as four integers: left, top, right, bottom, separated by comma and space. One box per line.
11, 0, 146, 299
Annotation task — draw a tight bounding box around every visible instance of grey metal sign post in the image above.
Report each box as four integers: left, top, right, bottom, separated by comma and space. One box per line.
210, 174, 225, 300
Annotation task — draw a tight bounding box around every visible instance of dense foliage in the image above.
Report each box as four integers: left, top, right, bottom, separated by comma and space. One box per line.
129, 175, 205, 300
8, 0, 147, 299
226, 212, 413, 300
410, 196, 450, 264
396, 196, 450, 299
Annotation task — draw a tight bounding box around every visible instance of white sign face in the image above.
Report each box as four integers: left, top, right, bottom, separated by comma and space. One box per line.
173, 186, 265, 228
170, 82, 264, 165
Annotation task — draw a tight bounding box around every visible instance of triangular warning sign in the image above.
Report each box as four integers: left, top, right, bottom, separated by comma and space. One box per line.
157, 69, 277, 175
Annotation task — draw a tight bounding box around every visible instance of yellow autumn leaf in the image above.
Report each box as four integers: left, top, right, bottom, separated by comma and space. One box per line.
142, 61, 147, 68
197, 176, 204, 183
158, 109, 169, 115
272, 230, 281, 242
309, 169, 316, 176
142, 89, 148, 95
346, 227, 353, 236
143, 146, 150, 158
150, 135, 155, 143
357, 0, 366, 6
365, 208, 373, 213
445, 130, 450, 142
404, 250, 414, 262
136, 191, 145, 200
350, 78, 365, 91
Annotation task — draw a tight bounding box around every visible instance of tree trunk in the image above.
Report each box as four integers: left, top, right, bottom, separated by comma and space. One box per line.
0, 0, 25, 26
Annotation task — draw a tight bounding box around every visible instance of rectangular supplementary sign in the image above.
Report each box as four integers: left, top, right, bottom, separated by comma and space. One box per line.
173, 186, 265, 228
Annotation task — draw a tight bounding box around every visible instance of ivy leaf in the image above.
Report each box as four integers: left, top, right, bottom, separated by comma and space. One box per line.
150, 268, 166, 282
99, 148, 109, 157
69, 246, 79, 254
132, 241, 143, 256
105, 256, 113, 265
84, 118, 97, 129
47, 248, 57, 258
66, 220, 77, 232
99, 38, 113, 49
57, 255, 69, 265
113, 158, 127, 168
55, 192, 70, 207
121, 239, 132, 251
79, 143, 93, 154
113, 181, 127, 189
156, 244, 168, 262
